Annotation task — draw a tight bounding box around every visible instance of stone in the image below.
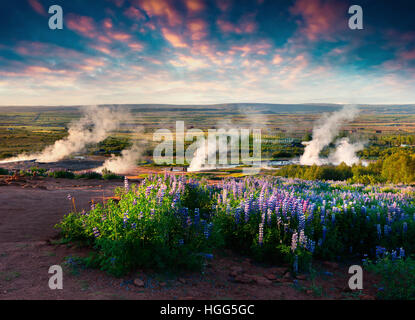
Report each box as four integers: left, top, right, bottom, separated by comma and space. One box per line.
133, 278, 144, 287
322, 261, 340, 269
360, 294, 375, 300
264, 273, 277, 281
234, 275, 254, 284
253, 276, 272, 286
269, 267, 288, 275
296, 274, 307, 280
178, 278, 186, 284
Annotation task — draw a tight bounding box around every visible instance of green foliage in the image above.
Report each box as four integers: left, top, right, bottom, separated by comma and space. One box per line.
381, 150, 415, 184
56, 176, 221, 276
365, 256, 415, 300
0, 167, 9, 175
48, 170, 75, 179
75, 171, 103, 179
101, 168, 123, 180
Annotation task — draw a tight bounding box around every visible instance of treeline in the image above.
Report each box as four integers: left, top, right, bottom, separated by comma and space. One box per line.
275, 150, 415, 184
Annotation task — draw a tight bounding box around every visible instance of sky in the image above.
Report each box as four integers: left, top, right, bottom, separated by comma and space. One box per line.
0, 0, 414, 106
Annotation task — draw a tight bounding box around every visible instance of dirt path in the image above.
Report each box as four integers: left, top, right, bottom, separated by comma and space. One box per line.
0, 177, 123, 242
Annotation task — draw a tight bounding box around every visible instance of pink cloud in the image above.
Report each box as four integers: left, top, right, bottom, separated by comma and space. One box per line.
27, 0, 47, 16
401, 49, 415, 61
187, 19, 208, 40
216, 0, 232, 12
272, 54, 283, 65
128, 42, 144, 51
67, 15, 98, 39
103, 18, 113, 29
186, 0, 205, 13
162, 28, 188, 48
290, 0, 346, 41
139, 0, 182, 27
217, 14, 257, 34
124, 6, 146, 20
108, 31, 132, 42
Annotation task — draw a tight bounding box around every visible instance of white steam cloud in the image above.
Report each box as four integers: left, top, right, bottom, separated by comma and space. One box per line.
300, 105, 363, 166
0, 106, 129, 164
94, 128, 144, 174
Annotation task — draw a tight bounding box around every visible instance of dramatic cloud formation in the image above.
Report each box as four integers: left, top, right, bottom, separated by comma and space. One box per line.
0, 0, 414, 105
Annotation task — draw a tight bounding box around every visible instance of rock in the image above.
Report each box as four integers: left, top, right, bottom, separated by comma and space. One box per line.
178, 278, 186, 284
234, 275, 254, 284
306, 290, 313, 295
296, 274, 307, 280
281, 272, 292, 282
229, 266, 244, 277
133, 278, 144, 287
159, 282, 167, 287
360, 294, 375, 300
230, 266, 243, 273
253, 276, 272, 286
322, 261, 339, 269
264, 273, 277, 281
269, 267, 288, 276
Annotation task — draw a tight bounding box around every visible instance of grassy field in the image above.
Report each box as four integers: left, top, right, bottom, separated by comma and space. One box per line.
0, 104, 414, 161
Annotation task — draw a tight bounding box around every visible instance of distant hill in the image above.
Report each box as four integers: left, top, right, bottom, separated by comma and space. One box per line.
0, 103, 414, 114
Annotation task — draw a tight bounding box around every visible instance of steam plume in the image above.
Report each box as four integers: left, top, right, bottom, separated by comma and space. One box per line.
328, 138, 364, 166
0, 106, 129, 164
300, 105, 361, 166
94, 128, 144, 174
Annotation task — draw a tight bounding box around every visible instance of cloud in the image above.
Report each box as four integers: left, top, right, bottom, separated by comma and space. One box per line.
217, 14, 257, 34
290, 0, 346, 41
27, 0, 47, 16
67, 14, 98, 39
124, 6, 146, 20
162, 28, 188, 48
139, 0, 182, 26
186, 0, 205, 13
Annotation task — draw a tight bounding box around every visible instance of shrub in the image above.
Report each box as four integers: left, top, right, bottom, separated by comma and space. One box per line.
56, 175, 221, 276
48, 170, 75, 179
365, 253, 415, 300
0, 167, 9, 175
75, 171, 102, 179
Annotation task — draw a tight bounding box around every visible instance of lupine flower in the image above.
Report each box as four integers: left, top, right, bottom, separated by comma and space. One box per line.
258, 223, 264, 246
123, 211, 129, 226
377, 224, 382, 239
124, 176, 129, 192
399, 247, 405, 258
293, 255, 298, 273
291, 232, 298, 252
93, 227, 100, 238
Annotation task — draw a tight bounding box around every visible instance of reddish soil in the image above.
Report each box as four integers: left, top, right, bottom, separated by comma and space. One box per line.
0, 176, 379, 300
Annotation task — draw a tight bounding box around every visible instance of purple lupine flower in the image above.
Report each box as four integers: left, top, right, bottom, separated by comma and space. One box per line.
291, 232, 298, 252
124, 176, 129, 192
123, 210, 129, 226
377, 224, 382, 239
403, 222, 408, 234
93, 227, 100, 238
258, 223, 264, 246
293, 255, 298, 273
399, 247, 405, 258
